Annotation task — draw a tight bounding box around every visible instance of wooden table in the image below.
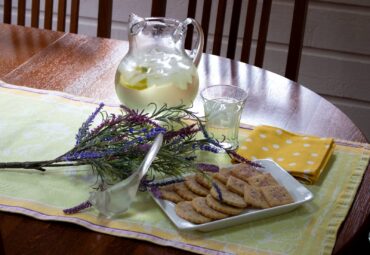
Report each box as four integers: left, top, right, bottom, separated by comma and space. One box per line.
0, 23, 368, 254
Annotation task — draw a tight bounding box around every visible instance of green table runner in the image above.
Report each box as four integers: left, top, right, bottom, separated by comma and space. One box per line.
0, 82, 369, 255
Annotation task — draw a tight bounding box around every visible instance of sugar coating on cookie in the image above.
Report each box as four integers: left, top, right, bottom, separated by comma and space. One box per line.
175, 201, 211, 224
260, 185, 294, 207
192, 197, 228, 220
247, 173, 279, 187
226, 175, 247, 196
210, 182, 247, 208
205, 194, 243, 215
195, 173, 213, 189
213, 168, 232, 184
185, 176, 209, 196
159, 188, 184, 203
230, 163, 262, 182
159, 183, 177, 191
174, 182, 199, 201
243, 184, 269, 209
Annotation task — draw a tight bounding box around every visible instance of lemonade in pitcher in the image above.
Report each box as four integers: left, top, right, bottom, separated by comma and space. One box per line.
115, 14, 204, 110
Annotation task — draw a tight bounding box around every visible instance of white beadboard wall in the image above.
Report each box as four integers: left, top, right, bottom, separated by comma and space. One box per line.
1, 0, 369, 140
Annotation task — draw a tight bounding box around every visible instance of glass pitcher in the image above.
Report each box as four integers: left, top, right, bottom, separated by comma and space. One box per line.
115, 13, 204, 110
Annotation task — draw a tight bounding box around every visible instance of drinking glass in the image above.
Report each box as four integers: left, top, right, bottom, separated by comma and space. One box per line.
201, 85, 248, 150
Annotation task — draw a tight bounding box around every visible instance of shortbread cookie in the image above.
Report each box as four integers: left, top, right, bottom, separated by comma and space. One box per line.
175, 201, 211, 224
243, 184, 269, 209
213, 168, 232, 184
174, 182, 199, 201
185, 176, 209, 196
195, 173, 212, 189
247, 173, 279, 187
159, 188, 184, 203
260, 185, 294, 207
210, 182, 247, 208
205, 194, 243, 215
226, 175, 247, 196
192, 197, 228, 220
159, 183, 177, 191
230, 164, 261, 182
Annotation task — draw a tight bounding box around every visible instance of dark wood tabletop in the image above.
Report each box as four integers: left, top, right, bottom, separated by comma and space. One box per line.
0, 23, 368, 255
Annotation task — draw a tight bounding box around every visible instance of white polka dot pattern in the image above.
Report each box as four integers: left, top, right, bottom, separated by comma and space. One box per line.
238, 125, 334, 184
272, 144, 280, 149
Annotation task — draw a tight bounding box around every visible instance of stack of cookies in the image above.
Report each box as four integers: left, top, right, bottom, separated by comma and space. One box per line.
158, 163, 294, 224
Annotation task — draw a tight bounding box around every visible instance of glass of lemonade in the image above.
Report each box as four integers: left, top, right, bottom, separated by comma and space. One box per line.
201, 85, 248, 150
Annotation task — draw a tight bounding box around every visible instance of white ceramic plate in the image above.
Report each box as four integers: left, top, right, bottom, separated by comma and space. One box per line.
150, 159, 313, 232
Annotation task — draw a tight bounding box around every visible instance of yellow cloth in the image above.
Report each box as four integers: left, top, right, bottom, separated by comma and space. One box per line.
237, 125, 335, 184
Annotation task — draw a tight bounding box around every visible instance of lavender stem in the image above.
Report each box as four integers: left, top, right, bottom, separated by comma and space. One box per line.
0, 159, 56, 171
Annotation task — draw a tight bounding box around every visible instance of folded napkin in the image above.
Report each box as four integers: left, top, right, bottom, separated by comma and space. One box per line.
237, 125, 335, 184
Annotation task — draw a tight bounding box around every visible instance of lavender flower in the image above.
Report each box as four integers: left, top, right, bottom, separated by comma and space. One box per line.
139, 177, 184, 192
226, 150, 263, 168
152, 178, 184, 186
137, 144, 151, 153
164, 124, 199, 141
149, 186, 162, 199
145, 127, 167, 139
121, 105, 161, 128
196, 163, 219, 173
63, 200, 92, 214
62, 150, 114, 161
212, 182, 223, 201
199, 144, 219, 153
89, 115, 123, 136
138, 175, 155, 192
109, 134, 127, 143
122, 127, 167, 150
75, 103, 104, 145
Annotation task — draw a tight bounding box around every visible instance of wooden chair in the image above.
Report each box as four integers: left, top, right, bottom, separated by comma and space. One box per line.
2, 0, 113, 38
151, 0, 309, 82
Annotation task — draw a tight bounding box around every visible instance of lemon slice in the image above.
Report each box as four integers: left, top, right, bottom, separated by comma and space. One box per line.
120, 72, 148, 90
123, 79, 148, 90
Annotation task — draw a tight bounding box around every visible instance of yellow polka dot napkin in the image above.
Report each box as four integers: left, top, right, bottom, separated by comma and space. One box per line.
237, 125, 335, 184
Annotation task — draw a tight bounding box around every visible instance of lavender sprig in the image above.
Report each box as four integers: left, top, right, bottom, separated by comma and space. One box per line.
76, 103, 104, 145
164, 124, 199, 141
212, 182, 223, 202
196, 163, 219, 173
63, 200, 92, 214
121, 105, 161, 128
148, 186, 162, 199
226, 149, 263, 168
139, 176, 184, 192
0, 103, 258, 189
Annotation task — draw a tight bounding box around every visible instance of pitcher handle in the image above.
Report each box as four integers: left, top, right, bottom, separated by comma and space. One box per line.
184, 18, 204, 67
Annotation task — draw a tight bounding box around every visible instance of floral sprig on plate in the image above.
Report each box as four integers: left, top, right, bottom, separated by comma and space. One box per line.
0, 103, 259, 188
